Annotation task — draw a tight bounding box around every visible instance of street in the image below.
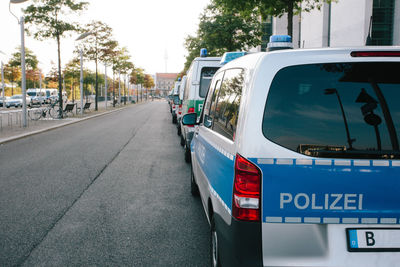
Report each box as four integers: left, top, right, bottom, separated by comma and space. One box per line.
0, 101, 209, 266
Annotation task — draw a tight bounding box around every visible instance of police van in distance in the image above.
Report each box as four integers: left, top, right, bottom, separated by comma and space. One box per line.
180, 49, 221, 162
182, 36, 400, 266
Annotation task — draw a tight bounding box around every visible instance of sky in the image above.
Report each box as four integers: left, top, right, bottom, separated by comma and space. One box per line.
0, 0, 211, 76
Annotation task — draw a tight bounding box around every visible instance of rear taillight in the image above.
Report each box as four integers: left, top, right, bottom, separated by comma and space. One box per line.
350, 51, 400, 57
188, 107, 195, 113
233, 154, 261, 222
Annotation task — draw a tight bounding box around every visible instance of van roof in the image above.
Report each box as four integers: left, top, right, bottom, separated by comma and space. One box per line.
192, 56, 221, 62
220, 46, 400, 72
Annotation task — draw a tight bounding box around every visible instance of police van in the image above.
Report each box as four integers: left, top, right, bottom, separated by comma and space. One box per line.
180, 49, 221, 162
182, 37, 400, 266
171, 79, 182, 124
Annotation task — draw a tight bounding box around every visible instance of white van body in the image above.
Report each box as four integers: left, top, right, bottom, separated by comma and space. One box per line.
187, 47, 400, 267
180, 56, 222, 162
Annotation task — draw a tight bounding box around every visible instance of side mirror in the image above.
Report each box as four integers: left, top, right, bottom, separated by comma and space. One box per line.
182, 113, 198, 125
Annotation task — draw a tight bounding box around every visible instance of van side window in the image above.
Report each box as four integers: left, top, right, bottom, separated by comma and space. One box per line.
203, 71, 224, 128
212, 68, 244, 140
199, 67, 219, 98
184, 65, 193, 100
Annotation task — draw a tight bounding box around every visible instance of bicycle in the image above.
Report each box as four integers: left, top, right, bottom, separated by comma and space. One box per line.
28, 100, 60, 120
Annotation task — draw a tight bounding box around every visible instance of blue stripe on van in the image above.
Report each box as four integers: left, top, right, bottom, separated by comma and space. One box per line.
253, 158, 400, 224
194, 134, 235, 212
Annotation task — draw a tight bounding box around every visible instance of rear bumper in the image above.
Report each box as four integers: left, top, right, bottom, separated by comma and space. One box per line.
215, 214, 263, 267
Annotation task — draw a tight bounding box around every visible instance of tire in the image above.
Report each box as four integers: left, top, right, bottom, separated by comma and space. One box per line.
210, 216, 221, 267
172, 115, 177, 124
190, 164, 199, 196
177, 125, 181, 136
184, 143, 191, 163
49, 106, 60, 119
180, 134, 185, 146
29, 109, 42, 121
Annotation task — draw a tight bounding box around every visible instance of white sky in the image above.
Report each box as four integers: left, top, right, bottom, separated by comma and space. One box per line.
0, 0, 211, 76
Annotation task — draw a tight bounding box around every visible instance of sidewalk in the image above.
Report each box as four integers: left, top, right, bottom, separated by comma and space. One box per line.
0, 100, 134, 145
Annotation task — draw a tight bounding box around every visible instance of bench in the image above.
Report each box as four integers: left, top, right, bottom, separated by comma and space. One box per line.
63, 103, 76, 117
77, 102, 91, 113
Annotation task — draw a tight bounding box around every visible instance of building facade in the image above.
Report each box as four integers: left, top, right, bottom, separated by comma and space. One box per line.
257, 0, 400, 50
155, 73, 178, 96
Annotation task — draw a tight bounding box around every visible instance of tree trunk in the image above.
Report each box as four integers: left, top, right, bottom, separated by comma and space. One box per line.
287, 0, 294, 37
57, 34, 63, 118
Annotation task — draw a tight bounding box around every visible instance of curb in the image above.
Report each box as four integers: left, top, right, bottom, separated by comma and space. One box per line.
0, 105, 130, 145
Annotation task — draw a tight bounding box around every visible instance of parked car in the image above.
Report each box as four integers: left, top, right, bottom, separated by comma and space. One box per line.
0, 96, 10, 107
183, 37, 400, 267
180, 49, 221, 162
5, 94, 31, 108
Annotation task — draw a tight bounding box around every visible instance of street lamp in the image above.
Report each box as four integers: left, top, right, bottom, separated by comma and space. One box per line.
324, 88, 355, 149
0, 50, 6, 110
75, 32, 92, 115
9, 0, 29, 127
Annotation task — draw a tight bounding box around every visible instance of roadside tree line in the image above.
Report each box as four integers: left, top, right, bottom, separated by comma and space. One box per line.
2, 0, 154, 114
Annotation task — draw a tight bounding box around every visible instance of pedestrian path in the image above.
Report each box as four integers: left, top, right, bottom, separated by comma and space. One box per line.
0, 101, 137, 144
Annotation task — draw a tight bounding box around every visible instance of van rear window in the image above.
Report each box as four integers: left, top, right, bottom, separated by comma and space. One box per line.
262, 62, 400, 159
199, 67, 219, 98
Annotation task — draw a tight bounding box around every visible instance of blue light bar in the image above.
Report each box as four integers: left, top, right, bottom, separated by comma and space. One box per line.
220, 51, 247, 65
200, 48, 207, 57
267, 35, 293, 51
270, 35, 292, 43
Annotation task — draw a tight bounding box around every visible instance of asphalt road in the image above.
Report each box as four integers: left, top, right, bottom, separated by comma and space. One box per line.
0, 101, 210, 266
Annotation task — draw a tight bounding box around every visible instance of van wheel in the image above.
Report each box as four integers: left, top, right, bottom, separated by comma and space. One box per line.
177, 126, 181, 136
180, 135, 185, 146
172, 116, 177, 124
210, 217, 221, 267
191, 165, 199, 196
184, 144, 191, 163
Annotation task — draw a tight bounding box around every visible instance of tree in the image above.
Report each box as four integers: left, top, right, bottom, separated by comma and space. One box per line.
63, 58, 80, 101
214, 0, 333, 37
3, 64, 21, 95
183, 4, 261, 73
9, 47, 40, 88
24, 0, 89, 117
112, 47, 134, 104
76, 21, 114, 110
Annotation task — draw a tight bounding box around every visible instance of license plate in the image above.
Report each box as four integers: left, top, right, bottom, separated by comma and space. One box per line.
347, 228, 400, 252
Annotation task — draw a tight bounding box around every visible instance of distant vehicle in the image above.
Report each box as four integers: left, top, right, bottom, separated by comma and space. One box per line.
5, 94, 31, 108
27, 88, 46, 105
176, 75, 187, 135
0, 96, 10, 107
45, 89, 58, 103
180, 48, 221, 162
183, 37, 400, 267
171, 79, 182, 124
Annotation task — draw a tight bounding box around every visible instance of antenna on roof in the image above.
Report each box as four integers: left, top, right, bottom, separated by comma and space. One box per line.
164, 48, 168, 72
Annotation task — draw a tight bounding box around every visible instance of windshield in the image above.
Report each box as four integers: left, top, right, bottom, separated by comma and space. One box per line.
27, 92, 36, 96
263, 62, 400, 159
199, 67, 219, 98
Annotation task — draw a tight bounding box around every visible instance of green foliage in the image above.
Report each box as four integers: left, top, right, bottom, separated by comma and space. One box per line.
213, 0, 334, 36
183, 3, 261, 73
76, 21, 114, 63
8, 47, 39, 70
24, 0, 89, 41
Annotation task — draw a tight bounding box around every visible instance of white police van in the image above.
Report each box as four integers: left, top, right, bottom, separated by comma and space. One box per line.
182, 36, 400, 266
180, 49, 222, 162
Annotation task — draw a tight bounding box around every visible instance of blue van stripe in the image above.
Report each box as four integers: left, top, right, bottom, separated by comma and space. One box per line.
264, 216, 399, 224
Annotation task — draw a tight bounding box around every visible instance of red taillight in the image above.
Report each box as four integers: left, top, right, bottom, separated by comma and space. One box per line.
350, 51, 400, 57
233, 154, 261, 222
188, 107, 195, 113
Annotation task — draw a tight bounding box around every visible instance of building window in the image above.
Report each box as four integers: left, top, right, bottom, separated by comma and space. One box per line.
370, 0, 394, 45
261, 16, 273, 51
